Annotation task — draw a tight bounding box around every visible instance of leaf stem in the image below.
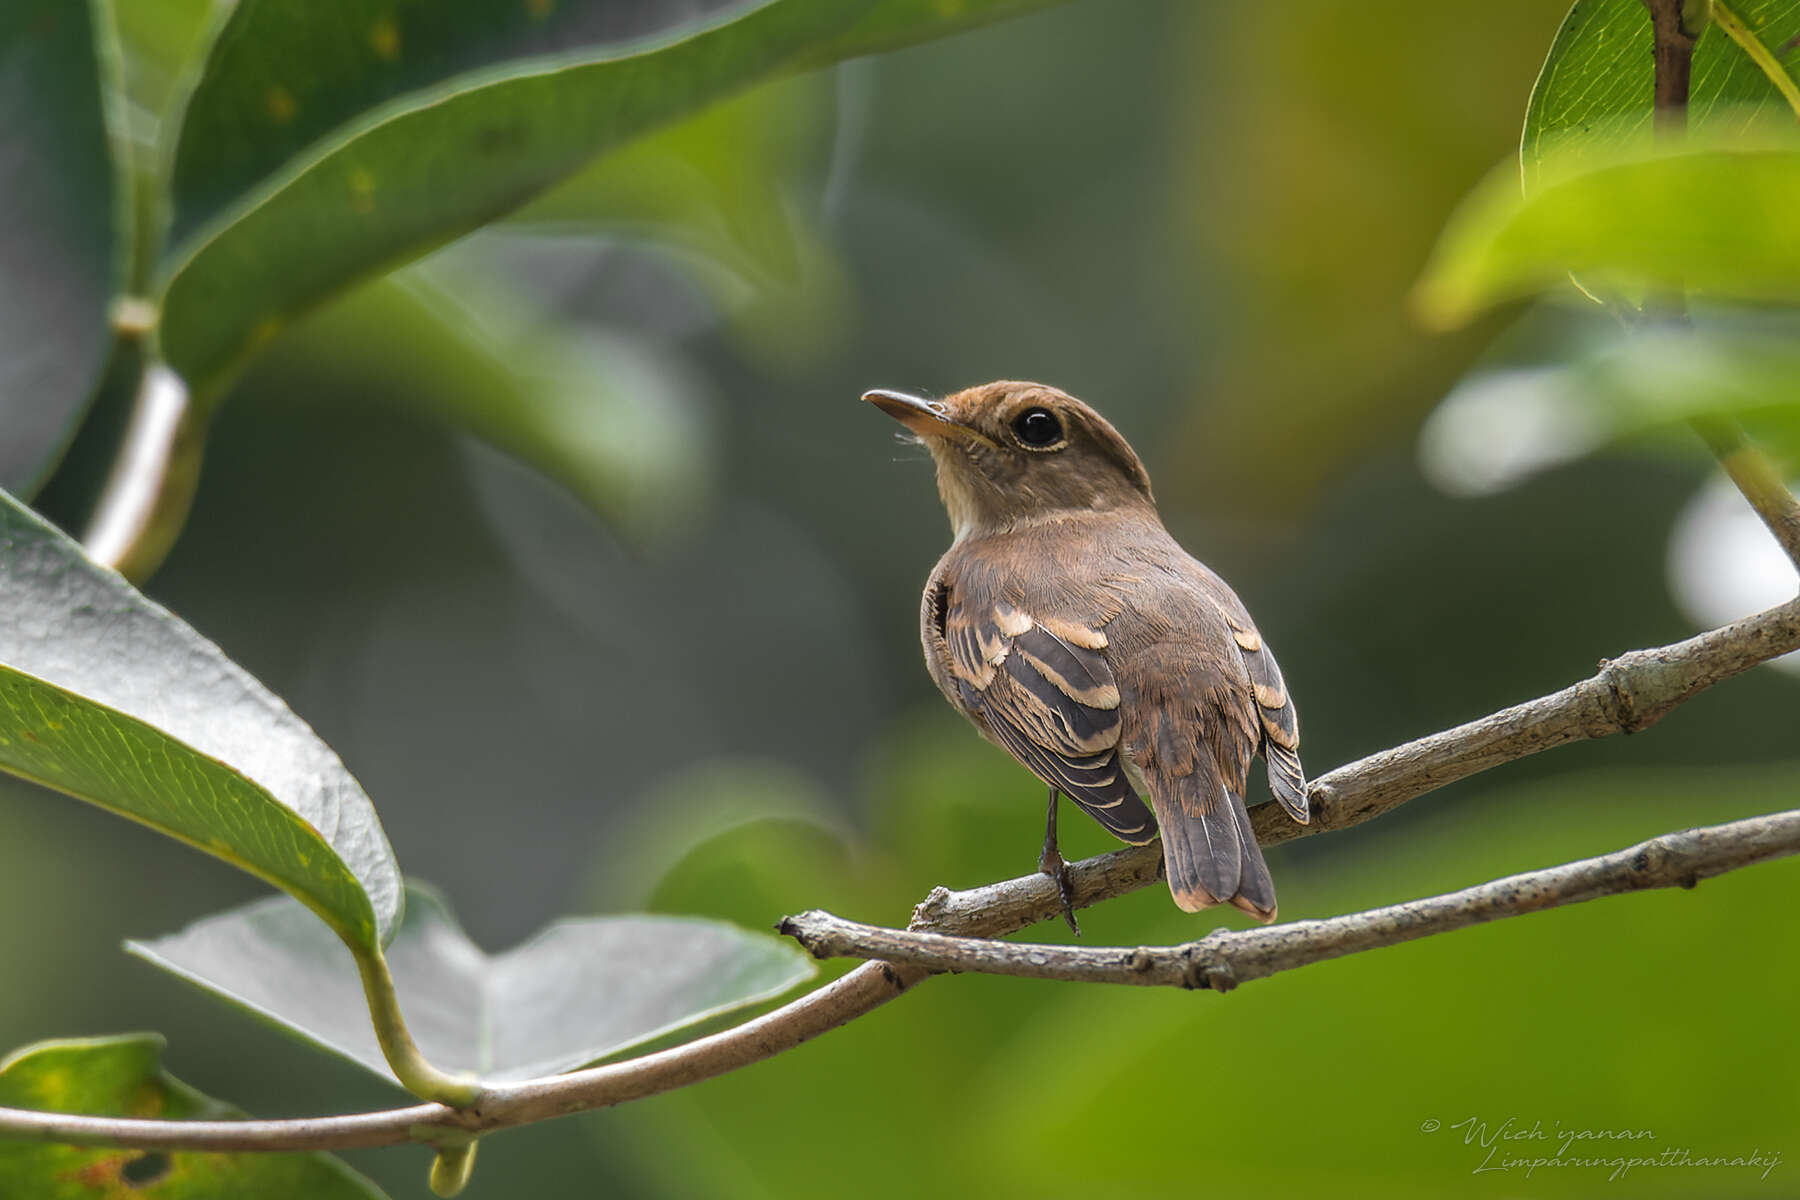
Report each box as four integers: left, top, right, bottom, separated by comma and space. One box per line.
1711, 0, 1800, 121
350, 946, 482, 1108
79, 361, 204, 583
428, 1139, 479, 1197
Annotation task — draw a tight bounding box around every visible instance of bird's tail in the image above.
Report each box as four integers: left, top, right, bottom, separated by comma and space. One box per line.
1147, 781, 1278, 923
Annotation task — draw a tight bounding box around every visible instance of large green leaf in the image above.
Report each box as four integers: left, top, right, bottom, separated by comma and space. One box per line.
1523, 0, 1800, 190
1420, 1, 1800, 325
1415, 136, 1800, 326
0, 0, 121, 495
128, 884, 815, 1085
166, 0, 762, 245
0, 489, 400, 948
0, 1035, 388, 1199
155, 0, 1077, 401
156, 0, 879, 400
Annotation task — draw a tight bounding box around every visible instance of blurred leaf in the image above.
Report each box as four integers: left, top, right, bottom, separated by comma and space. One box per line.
1416, 138, 1800, 327
1523, 0, 1800, 191
1423, 315, 1800, 496
581, 759, 852, 912
129, 884, 815, 1086
509, 75, 826, 289
0, 1034, 388, 1199
0, 488, 399, 948
1163, 0, 1571, 513
0, 0, 121, 496
261, 257, 713, 540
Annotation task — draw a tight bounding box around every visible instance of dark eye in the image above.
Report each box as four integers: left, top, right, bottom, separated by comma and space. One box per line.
1011, 407, 1064, 448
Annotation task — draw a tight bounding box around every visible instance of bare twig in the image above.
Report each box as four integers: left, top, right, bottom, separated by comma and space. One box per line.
909, 594, 1800, 936
781, 810, 1800, 988
1641, 0, 1700, 126
1, 593, 1796, 1153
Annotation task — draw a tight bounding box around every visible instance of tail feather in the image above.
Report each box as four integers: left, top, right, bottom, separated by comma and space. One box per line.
1149, 782, 1278, 924
1228, 793, 1277, 921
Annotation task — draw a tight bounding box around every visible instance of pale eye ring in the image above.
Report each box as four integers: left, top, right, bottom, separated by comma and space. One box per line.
1011, 407, 1064, 448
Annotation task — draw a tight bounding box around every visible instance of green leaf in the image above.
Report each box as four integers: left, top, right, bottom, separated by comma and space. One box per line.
0, 1034, 389, 1199
164, 0, 771, 246
1415, 136, 1800, 326
508, 73, 826, 293
155, 0, 1076, 401
128, 884, 815, 1086
0, 489, 400, 949
257, 253, 713, 541
156, 0, 880, 399
1522, 0, 1800, 191
1421, 2, 1800, 324
790, 0, 1066, 65
0, 0, 122, 495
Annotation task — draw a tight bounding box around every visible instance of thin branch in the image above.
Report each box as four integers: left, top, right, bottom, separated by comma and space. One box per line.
781, 809, 1800, 988
2, 597, 1798, 1153
908, 594, 1800, 937
1641, 0, 1701, 125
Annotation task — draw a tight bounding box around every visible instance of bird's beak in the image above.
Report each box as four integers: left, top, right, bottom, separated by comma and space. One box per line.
863, 389, 995, 446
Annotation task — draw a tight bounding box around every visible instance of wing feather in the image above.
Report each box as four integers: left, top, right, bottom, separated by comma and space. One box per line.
945, 598, 1155, 845
1206, 598, 1308, 823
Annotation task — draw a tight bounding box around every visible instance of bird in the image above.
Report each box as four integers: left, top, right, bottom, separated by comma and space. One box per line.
866, 380, 1308, 931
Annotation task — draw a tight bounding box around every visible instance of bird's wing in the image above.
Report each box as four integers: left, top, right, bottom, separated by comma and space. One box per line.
941, 595, 1156, 845
1195, 586, 1308, 823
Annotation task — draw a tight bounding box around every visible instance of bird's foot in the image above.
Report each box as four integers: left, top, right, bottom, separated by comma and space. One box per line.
1038, 846, 1081, 936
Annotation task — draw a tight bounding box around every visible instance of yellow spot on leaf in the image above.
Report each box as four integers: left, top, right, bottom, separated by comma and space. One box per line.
34, 1067, 72, 1105
526, 0, 554, 18
246, 315, 284, 354
266, 85, 297, 124
349, 167, 377, 214
369, 16, 401, 60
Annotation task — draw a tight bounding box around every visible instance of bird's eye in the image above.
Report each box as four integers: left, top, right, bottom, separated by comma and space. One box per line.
1011, 407, 1064, 448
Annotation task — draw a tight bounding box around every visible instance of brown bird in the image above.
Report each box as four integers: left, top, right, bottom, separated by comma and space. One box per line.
867, 380, 1307, 929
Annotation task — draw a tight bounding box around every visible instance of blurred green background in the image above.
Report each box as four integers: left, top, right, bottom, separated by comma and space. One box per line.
5, 0, 1798, 1196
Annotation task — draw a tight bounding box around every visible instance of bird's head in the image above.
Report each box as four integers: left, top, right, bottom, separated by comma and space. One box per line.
865, 380, 1156, 541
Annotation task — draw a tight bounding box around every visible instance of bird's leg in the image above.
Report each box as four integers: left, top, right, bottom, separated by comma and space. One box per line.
1038, 786, 1081, 935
